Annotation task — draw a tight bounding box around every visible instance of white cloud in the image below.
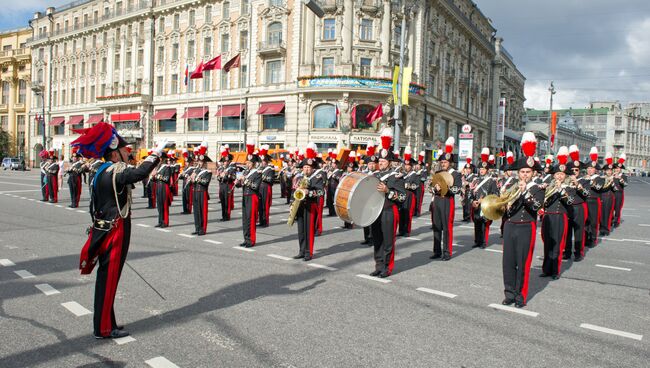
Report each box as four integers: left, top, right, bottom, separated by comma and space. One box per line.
1, 0, 69, 14
524, 82, 582, 110
626, 17, 650, 65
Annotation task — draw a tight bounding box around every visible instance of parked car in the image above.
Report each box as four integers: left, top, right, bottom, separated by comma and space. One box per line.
2, 157, 23, 170
11, 159, 26, 171
2, 157, 15, 170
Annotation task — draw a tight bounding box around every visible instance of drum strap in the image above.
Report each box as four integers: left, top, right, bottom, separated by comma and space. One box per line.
309, 169, 323, 180
380, 171, 396, 182
246, 169, 259, 179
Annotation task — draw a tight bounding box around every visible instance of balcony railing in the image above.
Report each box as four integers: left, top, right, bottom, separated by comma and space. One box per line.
258, 40, 286, 56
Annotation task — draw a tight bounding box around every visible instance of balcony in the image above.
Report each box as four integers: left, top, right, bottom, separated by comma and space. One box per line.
360, 0, 381, 12
258, 40, 286, 57
321, 0, 343, 12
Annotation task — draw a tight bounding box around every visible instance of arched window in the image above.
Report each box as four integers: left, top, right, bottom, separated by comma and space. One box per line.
267, 22, 282, 45
353, 104, 374, 130
313, 104, 337, 129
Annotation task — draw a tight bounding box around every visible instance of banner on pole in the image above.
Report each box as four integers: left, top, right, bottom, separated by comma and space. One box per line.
496, 98, 506, 146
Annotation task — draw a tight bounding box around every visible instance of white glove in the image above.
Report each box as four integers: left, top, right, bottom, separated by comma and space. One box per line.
153, 138, 169, 156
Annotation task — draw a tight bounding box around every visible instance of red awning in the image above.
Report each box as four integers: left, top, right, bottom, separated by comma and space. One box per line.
48, 117, 65, 126
111, 113, 141, 122
152, 109, 177, 120
66, 115, 84, 125
181, 107, 209, 119
256, 102, 285, 115
86, 114, 104, 124
215, 105, 245, 117
71, 128, 90, 135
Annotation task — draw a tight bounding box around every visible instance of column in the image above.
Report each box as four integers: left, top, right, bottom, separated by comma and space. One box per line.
300, 8, 315, 75
380, 0, 391, 67
342, 0, 354, 72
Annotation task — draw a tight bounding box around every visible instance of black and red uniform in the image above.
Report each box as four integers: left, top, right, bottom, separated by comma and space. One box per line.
470, 174, 498, 248
155, 163, 173, 227
398, 170, 419, 237
326, 167, 343, 216
612, 173, 627, 227
67, 159, 85, 208
415, 168, 427, 217
180, 165, 196, 214
430, 169, 462, 260
192, 168, 212, 235
46, 160, 60, 203
218, 164, 236, 221
40, 161, 49, 201
296, 169, 325, 260
542, 181, 575, 278
239, 168, 262, 247
598, 175, 616, 236
502, 181, 543, 306
258, 165, 275, 227
171, 162, 181, 196
565, 174, 591, 260
462, 172, 477, 222
370, 169, 406, 277
585, 174, 604, 248
79, 155, 159, 338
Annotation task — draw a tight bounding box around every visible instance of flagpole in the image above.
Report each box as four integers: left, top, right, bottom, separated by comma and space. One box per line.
185, 65, 189, 153
220, 65, 224, 149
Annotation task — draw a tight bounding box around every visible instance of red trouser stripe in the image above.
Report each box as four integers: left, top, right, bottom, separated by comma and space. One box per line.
485, 220, 492, 246
228, 184, 234, 215
618, 192, 624, 225
164, 185, 171, 225
202, 192, 209, 233
266, 186, 272, 225
317, 196, 324, 235
407, 193, 415, 234
418, 184, 425, 214
388, 204, 399, 274
521, 222, 537, 303
250, 195, 258, 246
557, 214, 568, 273
75, 176, 82, 205
100, 220, 125, 335
448, 197, 455, 256
608, 196, 615, 230
52, 176, 58, 202
580, 202, 587, 256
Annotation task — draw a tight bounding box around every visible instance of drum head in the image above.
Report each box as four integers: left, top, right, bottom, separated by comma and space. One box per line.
347, 173, 385, 227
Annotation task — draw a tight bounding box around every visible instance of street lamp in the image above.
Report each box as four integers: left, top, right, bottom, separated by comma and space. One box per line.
31, 84, 46, 151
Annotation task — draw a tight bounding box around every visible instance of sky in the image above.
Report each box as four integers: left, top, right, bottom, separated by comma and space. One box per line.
2, 0, 649, 110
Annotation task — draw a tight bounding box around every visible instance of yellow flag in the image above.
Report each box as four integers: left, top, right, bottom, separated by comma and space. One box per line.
392, 66, 400, 104
401, 67, 412, 105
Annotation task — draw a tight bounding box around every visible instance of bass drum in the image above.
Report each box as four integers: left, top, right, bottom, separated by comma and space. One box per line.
334, 172, 386, 227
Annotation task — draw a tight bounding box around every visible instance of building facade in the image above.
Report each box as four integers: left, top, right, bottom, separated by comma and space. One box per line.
624, 102, 650, 173
26, 0, 524, 163
0, 27, 32, 159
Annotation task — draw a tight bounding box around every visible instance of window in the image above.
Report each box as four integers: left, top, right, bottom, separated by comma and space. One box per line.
241, 0, 250, 15
71, 88, 76, 104
323, 19, 335, 40
393, 25, 401, 47
239, 30, 248, 50
158, 46, 165, 63
240, 65, 248, 87
360, 19, 373, 41
187, 40, 195, 58
100, 84, 105, 97
269, 0, 283, 6
18, 80, 26, 104
353, 104, 374, 129
222, 107, 245, 130
126, 51, 132, 68
322, 57, 334, 76
157, 76, 164, 95
205, 6, 212, 23
263, 113, 285, 130
266, 60, 282, 84
204, 37, 212, 55
81, 62, 86, 76
187, 115, 208, 132
189, 10, 195, 27
0, 116, 7, 131
80, 87, 85, 104
203, 70, 211, 91
52, 91, 57, 106
172, 43, 179, 60
159, 116, 176, 133
2, 81, 10, 104
158, 17, 165, 33
138, 49, 144, 66
359, 57, 371, 76
221, 34, 229, 52
223, 1, 230, 19
61, 90, 66, 105
114, 53, 120, 69
62, 66, 67, 79
173, 14, 180, 30
171, 74, 178, 93
102, 57, 107, 72
267, 22, 282, 45
313, 104, 337, 129
221, 72, 228, 90
71, 115, 83, 130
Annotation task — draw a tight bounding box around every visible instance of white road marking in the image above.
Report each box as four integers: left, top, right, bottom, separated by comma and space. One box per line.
4, 245, 18, 249
0, 189, 41, 193
114, 336, 137, 345
307, 263, 337, 271
19, 197, 26, 199
35, 283, 61, 296
65, 207, 75, 211
178, 233, 195, 238
0, 259, 16, 266
356, 274, 392, 284
459, 225, 474, 229
405, 237, 422, 241
76, 210, 86, 214
136, 223, 151, 228
595, 264, 631, 272
145, 357, 180, 368
452, 243, 465, 247
280, 218, 288, 221
267, 254, 292, 261
61, 301, 92, 316
580, 323, 643, 341
488, 303, 539, 317
156, 228, 171, 233
14, 270, 36, 279
416, 287, 457, 299
617, 260, 645, 266
602, 238, 649, 244
485, 249, 504, 253
638, 224, 650, 227
204, 239, 222, 245
232, 246, 255, 252
28, 198, 36, 201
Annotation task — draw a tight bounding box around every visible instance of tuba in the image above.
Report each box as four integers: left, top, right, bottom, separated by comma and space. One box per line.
481, 183, 525, 221
287, 177, 309, 226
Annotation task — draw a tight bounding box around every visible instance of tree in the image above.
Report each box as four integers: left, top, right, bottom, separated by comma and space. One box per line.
0, 128, 12, 158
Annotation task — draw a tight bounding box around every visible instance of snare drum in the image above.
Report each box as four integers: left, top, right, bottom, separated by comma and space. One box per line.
334, 172, 385, 227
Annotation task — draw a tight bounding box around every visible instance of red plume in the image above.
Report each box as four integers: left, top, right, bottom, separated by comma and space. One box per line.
605, 152, 613, 165
445, 137, 455, 154
480, 147, 489, 163
557, 146, 569, 165
506, 151, 514, 165
380, 127, 393, 150
569, 145, 580, 162
589, 147, 598, 162
521, 132, 537, 157
306, 142, 317, 159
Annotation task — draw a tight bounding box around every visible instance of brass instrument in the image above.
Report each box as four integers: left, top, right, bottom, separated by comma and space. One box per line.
602, 175, 614, 190
481, 184, 523, 221
287, 177, 310, 226
430, 171, 454, 196
544, 177, 571, 202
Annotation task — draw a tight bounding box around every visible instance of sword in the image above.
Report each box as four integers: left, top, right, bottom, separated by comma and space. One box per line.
124, 262, 166, 300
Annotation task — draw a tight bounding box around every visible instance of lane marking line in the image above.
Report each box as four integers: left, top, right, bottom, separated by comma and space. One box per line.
595, 264, 631, 272
0, 258, 15, 266
204, 239, 222, 245
114, 336, 137, 345
416, 287, 457, 299
35, 283, 61, 296
77, 210, 86, 214
307, 263, 337, 271
405, 237, 422, 241
65, 207, 75, 211
638, 224, 650, 227
55, 205, 63, 208
232, 246, 255, 252
485, 249, 503, 253
155, 228, 171, 233
356, 274, 392, 284
14, 270, 36, 279
488, 303, 539, 317
136, 223, 151, 228
145, 357, 180, 368
61, 301, 92, 316
178, 233, 195, 238
267, 254, 292, 261
579, 323, 643, 341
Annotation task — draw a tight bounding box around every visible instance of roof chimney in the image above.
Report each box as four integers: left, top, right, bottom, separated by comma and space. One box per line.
46, 7, 55, 16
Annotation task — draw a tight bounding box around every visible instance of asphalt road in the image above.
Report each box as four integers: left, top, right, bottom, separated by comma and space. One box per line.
0, 169, 648, 367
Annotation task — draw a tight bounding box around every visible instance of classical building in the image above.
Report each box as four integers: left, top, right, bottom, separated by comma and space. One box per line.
0, 27, 32, 159
623, 102, 650, 173
26, 0, 524, 163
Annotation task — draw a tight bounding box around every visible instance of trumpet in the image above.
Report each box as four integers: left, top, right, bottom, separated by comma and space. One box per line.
480, 184, 524, 221
544, 177, 571, 201
601, 175, 614, 190
287, 178, 310, 226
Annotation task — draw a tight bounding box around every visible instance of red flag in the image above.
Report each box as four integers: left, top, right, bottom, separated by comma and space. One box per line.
190, 61, 205, 79
204, 55, 222, 71
351, 105, 357, 129
223, 54, 241, 72
365, 103, 383, 124
550, 111, 558, 148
